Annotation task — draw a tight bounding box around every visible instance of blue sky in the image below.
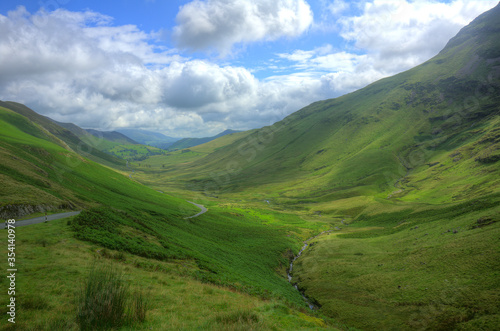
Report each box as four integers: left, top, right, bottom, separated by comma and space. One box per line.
0, 0, 497, 137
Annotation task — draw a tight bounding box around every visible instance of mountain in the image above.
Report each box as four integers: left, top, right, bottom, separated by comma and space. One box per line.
168, 4, 500, 207
134, 6, 500, 329
168, 129, 241, 150
0, 102, 194, 217
0, 101, 127, 169
0, 101, 326, 329
54, 120, 139, 145
116, 128, 179, 148
85, 129, 137, 144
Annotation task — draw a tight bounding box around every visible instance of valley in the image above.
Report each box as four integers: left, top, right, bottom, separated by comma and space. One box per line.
1, 3, 500, 330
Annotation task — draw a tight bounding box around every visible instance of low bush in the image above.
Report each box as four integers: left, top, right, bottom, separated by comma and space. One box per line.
76, 263, 148, 330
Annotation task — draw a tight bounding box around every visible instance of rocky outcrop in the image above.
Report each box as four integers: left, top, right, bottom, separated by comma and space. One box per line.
0, 202, 75, 219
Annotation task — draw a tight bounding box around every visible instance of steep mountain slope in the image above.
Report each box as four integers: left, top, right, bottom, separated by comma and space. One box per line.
54, 120, 138, 145
0, 101, 127, 169
0, 104, 195, 218
169, 4, 500, 206
0, 103, 329, 324
168, 129, 241, 150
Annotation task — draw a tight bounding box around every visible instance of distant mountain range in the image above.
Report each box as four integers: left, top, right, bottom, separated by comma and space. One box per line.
114, 128, 242, 150
115, 128, 179, 148
167, 129, 241, 150
53, 121, 138, 145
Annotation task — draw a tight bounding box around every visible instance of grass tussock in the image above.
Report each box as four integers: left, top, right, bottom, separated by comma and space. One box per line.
214, 309, 263, 330
76, 263, 148, 330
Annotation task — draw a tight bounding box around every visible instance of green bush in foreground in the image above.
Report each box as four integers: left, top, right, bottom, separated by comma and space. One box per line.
76, 263, 148, 330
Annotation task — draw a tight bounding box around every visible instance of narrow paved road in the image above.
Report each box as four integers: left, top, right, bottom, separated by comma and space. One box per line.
1, 211, 81, 229
1, 199, 206, 228
184, 201, 208, 219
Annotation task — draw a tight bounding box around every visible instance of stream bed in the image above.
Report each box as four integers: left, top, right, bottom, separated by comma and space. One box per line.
287, 230, 332, 310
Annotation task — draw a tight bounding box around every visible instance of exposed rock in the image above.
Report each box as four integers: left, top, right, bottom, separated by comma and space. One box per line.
0, 202, 75, 219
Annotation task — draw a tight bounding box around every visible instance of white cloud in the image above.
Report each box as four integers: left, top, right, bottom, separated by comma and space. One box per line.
172, 0, 313, 55
0, 7, 262, 136
273, 0, 498, 97
339, 0, 498, 68
0, 2, 498, 138
325, 0, 350, 16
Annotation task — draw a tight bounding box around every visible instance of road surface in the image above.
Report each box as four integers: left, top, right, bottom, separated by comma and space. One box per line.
1, 211, 81, 229
184, 201, 208, 219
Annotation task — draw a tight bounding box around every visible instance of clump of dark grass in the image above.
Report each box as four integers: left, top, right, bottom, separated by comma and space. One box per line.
215, 309, 260, 326
19, 294, 49, 310
76, 263, 148, 330
130, 291, 148, 323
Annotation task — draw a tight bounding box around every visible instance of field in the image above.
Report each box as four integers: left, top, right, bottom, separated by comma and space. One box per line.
0, 217, 334, 330
1, 6, 500, 330
293, 195, 500, 330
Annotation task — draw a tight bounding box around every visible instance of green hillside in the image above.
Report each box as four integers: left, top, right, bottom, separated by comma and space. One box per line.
0, 101, 127, 169
0, 103, 333, 329
55, 119, 167, 162
1, 4, 499, 331
168, 129, 242, 151
125, 4, 500, 330
159, 4, 500, 207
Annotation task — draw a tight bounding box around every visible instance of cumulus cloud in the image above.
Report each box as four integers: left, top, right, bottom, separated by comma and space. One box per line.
339, 0, 498, 70
274, 0, 498, 96
172, 0, 313, 55
0, 7, 265, 136
0, 2, 497, 138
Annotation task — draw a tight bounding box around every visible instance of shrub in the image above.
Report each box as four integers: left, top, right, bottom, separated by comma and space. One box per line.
76, 263, 149, 330
130, 291, 147, 323
77, 263, 128, 330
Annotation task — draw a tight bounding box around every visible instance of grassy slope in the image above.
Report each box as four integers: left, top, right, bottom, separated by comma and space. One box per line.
168, 130, 241, 151
152, 5, 500, 208
55, 120, 168, 162
0, 106, 194, 212
0, 106, 338, 329
123, 5, 500, 330
0, 101, 127, 169
0, 217, 332, 330
293, 195, 500, 330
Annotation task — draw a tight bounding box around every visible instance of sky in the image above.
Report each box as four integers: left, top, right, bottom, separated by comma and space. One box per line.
0, 0, 497, 138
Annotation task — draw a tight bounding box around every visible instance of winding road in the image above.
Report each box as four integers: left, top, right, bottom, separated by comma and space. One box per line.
184, 201, 208, 219
0, 211, 81, 229
1, 199, 207, 229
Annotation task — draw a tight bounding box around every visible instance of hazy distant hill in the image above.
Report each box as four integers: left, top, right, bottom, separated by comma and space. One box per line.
53, 120, 139, 145
85, 129, 138, 144
116, 128, 179, 148
168, 129, 241, 150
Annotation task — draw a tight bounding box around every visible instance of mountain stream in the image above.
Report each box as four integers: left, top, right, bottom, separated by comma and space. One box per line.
287, 230, 332, 310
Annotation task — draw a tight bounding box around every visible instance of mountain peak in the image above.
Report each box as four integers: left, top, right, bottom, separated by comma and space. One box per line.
440, 2, 500, 57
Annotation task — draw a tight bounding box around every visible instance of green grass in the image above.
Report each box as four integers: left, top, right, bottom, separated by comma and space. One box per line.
71, 205, 328, 305
107, 144, 165, 161
137, 6, 500, 208
0, 217, 336, 330
77, 263, 146, 330
291, 194, 500, 330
